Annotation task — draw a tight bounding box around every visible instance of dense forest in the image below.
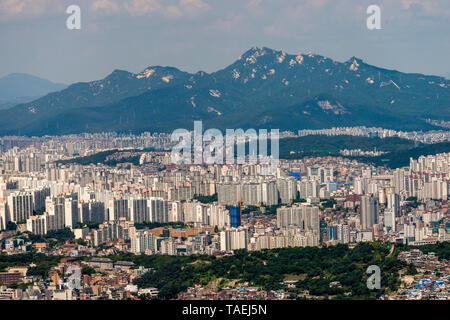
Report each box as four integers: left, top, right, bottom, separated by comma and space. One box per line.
2, 242, 449, 298
56, 147, 158, 166
280, 135, 418, 154
0, 252, 62, 278
126, 243, 407, 299
364, 142, 450, 168
55, 136, 450, 170
25, 228, 75, 243
278, 135, 450, 169
399, 241, 450, 260
56, 149, 119, 165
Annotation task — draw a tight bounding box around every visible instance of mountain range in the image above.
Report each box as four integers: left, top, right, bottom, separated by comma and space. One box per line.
0, 47, 449, 136
0, 73, 66, 111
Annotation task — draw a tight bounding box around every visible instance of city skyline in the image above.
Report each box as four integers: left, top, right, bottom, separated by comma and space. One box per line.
0, 0, 449, 305
1, 129, 450, 301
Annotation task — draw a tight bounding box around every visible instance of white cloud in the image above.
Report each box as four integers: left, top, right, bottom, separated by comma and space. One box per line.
0, 0, 448, 25
392, 0, 450, 16
123, 0, 210, 18
400, 0, 420, 9
178, 0, 210, 16
0, 0, 65, 21
0, 0, 210, 21
91, 0, 121, 15
94, 0, 209, 18
123, 0, 162, 16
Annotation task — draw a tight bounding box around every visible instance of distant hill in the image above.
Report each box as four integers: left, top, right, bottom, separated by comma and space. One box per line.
0, 47, 449, 135
279, 135, 418, 156
366, 142, 450, 168
278, 135, 450, 169
0, 73, 66, 110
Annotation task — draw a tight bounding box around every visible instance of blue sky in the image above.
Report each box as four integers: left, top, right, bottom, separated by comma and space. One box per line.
0, 0, 449, 84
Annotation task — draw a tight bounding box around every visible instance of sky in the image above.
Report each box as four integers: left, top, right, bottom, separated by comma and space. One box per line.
0, 0, 449, 84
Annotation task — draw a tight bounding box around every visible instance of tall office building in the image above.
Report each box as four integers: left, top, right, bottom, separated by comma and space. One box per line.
261, 181, 278, 206
393, 168, 405, 193
360, 195, 378, 230
387, 192, 400, 217
229, 206, 241, 228
298, 180, 319, 199
208, 204, 230, 229
26, 214, 48, 235
277, 178, 297, 204
0, 202, 6, 231
92, 220, 134, 246
129, 198, 149, 223
220, 228, 248, 252
32, 187, 50, 212
384, 208, 396, 232
64, 197, 79, 228
277, 206, 302, 228
337, 224, 350, 244
378, 188, 386, 205
89, 201, 106, 223
183, 201, 207, 224
276, 204, 319, 235
148, 198, 169, 223
131, 231, 156, 254
78, 202, 90, 224
170, 201, 183, 222
45, 197, 65, 231
7, 192, 34, 223
108, 198, 128, 221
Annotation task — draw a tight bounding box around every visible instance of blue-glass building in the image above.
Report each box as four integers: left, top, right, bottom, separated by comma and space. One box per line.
230, 205, 241, 228
289, 171, 301, 180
